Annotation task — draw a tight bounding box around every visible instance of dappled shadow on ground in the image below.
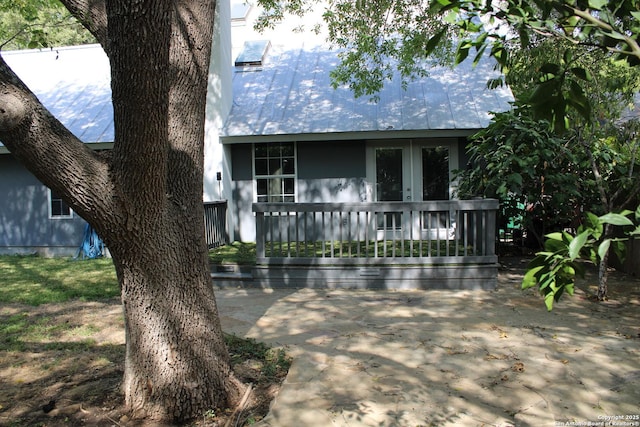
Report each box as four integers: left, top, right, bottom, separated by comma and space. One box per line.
217, 256, 640, 426
0, 298, 126, 426
0, 292, 291, 427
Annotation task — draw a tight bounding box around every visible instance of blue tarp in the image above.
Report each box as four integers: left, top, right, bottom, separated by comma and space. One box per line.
76, 223, 104, 259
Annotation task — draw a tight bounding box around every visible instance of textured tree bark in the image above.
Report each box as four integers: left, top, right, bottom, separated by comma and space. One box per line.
104, 0, 247, 421
1, 0, 247, 422
114, 241, 244, 420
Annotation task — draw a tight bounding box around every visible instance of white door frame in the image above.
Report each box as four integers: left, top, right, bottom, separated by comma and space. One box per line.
366, 138, 458, 202
366, 141, 413, 202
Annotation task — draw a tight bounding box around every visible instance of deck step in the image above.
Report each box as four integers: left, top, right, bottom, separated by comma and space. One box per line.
211, 264, 255, 287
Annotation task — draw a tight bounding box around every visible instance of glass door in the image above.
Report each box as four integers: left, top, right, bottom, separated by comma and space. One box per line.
421, 146, 449, 201
418, 145, 452, 239
375, 148, 404, 202
374, 147, 410, 232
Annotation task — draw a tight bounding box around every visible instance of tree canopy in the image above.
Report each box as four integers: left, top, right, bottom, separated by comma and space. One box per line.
0, 0, 94, 50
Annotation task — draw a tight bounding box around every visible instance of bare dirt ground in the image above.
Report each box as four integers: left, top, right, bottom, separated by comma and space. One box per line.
1, 257, 639, 426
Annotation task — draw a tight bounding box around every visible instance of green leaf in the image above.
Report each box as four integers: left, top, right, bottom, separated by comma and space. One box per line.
546, 232, 564, 241
443, 9, 459, 24
425, 29, 446, 54
508, 172, 523, 187
455, 44, 470, 64
565, 282, 574, 296
544, 292, 555, 311
569, 231, 588, 260
599, 213, 633, 226
522, 265, 544, 290
588, 0, 608, 9
539, 62, 561, 76
569, 67, 592, 81
568, 80, 592, 120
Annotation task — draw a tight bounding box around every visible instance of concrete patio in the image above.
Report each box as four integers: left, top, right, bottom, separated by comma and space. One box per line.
214, 257, 640, 426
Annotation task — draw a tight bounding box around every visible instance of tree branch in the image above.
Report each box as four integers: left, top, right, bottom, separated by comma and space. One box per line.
568, 6, 640, 63
0, 55, 116, 232
58, 0, 108, 50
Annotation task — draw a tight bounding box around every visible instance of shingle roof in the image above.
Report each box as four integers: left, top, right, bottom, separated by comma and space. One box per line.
1, 44, 113, 146
221, 43, 514, 139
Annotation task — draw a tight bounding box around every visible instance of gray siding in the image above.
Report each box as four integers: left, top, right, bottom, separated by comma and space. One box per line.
297, 140, 367, 203
297, 140, 366, 178
0, 155, 87, 255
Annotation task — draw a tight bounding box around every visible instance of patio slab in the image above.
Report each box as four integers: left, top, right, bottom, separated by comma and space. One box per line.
214, 257, 640, 427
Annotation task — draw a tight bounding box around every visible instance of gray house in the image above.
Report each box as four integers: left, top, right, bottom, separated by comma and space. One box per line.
0, 1, 514, 288
222, 42, 513, 242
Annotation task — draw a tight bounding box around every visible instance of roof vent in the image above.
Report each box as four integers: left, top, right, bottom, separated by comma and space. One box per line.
234, 40, 271, 67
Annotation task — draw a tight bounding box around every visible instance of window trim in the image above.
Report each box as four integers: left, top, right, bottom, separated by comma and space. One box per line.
49, 189, 73, 219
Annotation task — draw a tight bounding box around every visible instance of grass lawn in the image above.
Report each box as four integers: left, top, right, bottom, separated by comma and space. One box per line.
0, 255, 119, 306
208, 242, 256, 265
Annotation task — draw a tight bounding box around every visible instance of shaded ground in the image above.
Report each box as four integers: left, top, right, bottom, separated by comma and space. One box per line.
0, 301, 286, 426
1, 257, 639, 426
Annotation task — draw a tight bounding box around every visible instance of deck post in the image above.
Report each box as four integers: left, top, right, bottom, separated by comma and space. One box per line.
485, 206, 497, 256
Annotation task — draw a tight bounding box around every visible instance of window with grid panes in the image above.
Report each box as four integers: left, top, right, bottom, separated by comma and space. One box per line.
254, 142, 296, 202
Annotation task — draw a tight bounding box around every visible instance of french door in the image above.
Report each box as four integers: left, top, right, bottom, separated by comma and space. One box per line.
374, 147, 410, 202
369, 143, 452, 203
368, 141, 454, 236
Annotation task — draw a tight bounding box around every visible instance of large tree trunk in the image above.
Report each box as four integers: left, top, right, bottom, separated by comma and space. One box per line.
1, 0, 247, 422
112, 240, 245, 420
103, 0, 247, 421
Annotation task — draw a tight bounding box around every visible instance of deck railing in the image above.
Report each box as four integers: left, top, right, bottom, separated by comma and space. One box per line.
204, 201, 229, 249
252, 199, 498, 266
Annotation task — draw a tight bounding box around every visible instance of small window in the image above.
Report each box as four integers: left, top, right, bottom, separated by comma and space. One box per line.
254, 142, 296, 202
231, 2, 251, 23
50, 190, 72, 218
